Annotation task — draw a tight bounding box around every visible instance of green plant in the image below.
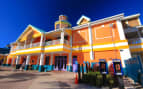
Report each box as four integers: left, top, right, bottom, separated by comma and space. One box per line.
96, 74, 103, 87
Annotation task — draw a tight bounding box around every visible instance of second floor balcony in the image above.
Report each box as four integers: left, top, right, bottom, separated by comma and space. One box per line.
11, 39, 70, 51
128, 38, 143, 45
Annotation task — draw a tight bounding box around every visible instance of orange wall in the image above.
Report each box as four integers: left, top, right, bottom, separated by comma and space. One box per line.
92, 50, 121, 62
92, 21, 120, 44
33, 37, 41, 43
30, 56, 38, 65
72, 27, 89, 46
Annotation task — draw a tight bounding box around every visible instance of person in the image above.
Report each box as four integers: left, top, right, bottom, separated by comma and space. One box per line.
20, 62, 25, 71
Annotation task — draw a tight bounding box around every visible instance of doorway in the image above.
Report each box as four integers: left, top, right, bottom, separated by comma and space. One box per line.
54, 56, 67, 71
72, 56, 78, 72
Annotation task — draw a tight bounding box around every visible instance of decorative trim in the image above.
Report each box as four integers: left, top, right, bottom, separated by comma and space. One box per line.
73, 13, 124, 30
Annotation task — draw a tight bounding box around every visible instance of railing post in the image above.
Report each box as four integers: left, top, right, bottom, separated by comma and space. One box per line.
24, 40, 27, 48
60, 31, 64, 44
30, 39, 33, 48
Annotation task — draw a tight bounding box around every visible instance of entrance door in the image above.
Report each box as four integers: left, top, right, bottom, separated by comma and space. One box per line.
54, 56, 67, 71
73, 56, 78, 72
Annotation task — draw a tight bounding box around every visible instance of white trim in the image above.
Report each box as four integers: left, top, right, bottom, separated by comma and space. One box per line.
122, 13, 140, 20
94, 24, 115, 40
72, 42, 128, 51
130, 45, 143, 49
77, 15, 91, 25
88, 23, 94, 60
93, 42, 128, 49
26, 55, 30, 65
50, 53, 53, 65
138, 18, 142, 25
16, 24, 42, 42
39, 53, 44, 65
73, 13, 124, 30
119, 49, 131, 68
16, 56, 20, 65
116, 20, 126, 40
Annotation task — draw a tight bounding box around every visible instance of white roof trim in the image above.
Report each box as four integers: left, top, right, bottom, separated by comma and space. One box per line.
122, 13, 140, 20
136, 25, 143, 28
77, 15, 91, 25
73, 13, 124, 30
16, 24, 42, 42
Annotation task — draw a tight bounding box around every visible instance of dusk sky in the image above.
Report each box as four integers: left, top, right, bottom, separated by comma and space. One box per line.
0, 0, 143, 47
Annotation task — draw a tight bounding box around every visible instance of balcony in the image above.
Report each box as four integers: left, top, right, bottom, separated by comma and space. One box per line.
128, 38, 143, 45
45, 39, 70, 46
11, 39, 70, 51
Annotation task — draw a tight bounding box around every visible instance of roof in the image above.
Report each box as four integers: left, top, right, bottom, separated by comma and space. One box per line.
122, 13, 140, 20
29, 24, 46, 33
16, 24, 47, 42
73, 13, 124, 30
76, 15, 91, 25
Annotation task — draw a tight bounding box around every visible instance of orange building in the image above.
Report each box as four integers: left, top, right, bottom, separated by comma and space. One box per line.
6, 13, 143, 74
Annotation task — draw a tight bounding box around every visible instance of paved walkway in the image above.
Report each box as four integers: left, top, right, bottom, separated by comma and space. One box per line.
0, 67, 143, 89
0, 67, 101, 89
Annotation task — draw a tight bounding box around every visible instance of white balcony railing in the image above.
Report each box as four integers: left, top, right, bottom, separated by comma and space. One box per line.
45, 39, 70, 46
128, 38, 143, 44
45, 39, 60, 46
31, 42, 40, 47
64, 40, 70, 45
11, 39, 70, 51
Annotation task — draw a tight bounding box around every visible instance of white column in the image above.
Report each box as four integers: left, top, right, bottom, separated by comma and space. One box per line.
39, 53, 44, 66
70, 35, 72, 47
40, 33, 45, 46
116, 20, 132, 68
88, 23, 94, 60
30, 39, 33, 48
16, 56, 20, 65
26, 55, 30, 65
10, 44, 13, 52
60, 31, 64, 44
17, 42, 21, 49
116, 20, 126, 40
69, 52, 72, 70
37, 56, 40, 65
50, 53, 53, 65
6, 57, 9, 64
120, 49, 131, 68
11, 56, 15, 65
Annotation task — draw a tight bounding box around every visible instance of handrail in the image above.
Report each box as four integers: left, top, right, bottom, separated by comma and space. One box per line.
128, 38, 143, 44
11, 39, 70, 51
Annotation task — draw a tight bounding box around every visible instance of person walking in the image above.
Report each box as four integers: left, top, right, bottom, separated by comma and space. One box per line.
20, 62, 25, 71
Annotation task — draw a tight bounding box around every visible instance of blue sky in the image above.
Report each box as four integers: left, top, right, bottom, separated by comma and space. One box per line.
0, 0, 143, 47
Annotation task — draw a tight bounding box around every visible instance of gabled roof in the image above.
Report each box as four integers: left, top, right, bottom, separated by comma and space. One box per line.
16, 24, 46, 42
29, 24, 46, 33
76, 15, 91, 25
73, 13, 124, 30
